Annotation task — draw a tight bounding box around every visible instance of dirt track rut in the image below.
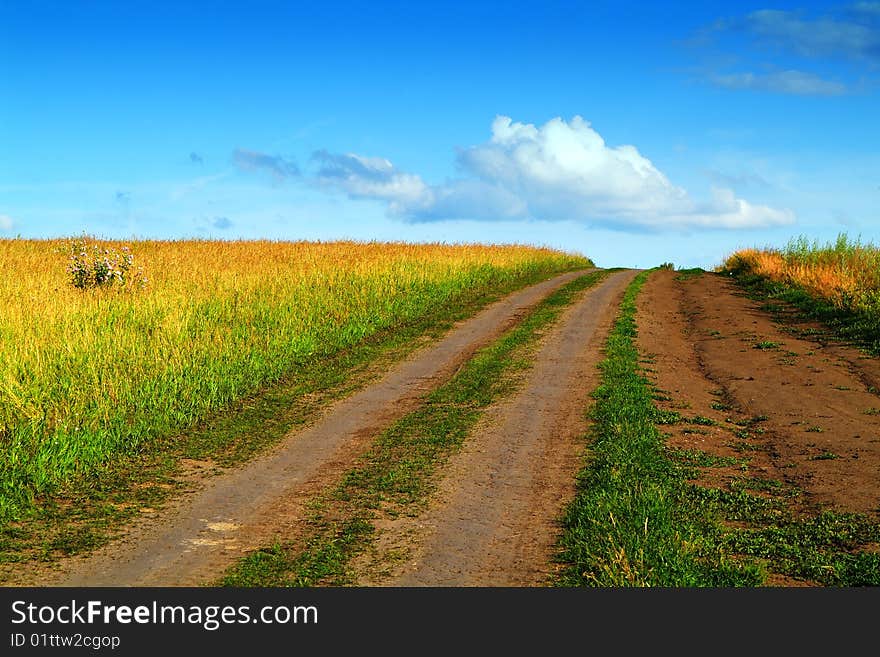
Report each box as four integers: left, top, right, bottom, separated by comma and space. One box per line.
40, 269, 595, 586
380, 269, 638, 586
638, 270, 880, 516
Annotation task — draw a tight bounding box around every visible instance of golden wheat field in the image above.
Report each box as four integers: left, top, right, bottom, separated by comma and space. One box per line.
0, 237, 590, 519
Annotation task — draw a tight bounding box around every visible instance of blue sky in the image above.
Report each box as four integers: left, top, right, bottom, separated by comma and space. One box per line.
1, 1, 878, 268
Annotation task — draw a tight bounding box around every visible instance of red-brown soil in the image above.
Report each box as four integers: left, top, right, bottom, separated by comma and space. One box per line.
637, 269, 880, 518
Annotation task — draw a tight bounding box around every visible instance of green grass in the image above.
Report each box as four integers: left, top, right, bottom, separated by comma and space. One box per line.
553, 269, 761, 586
675, 267, 706, 281
720, 512, 880, 585
754, 341, 780, 350
696, 488, 880, 585
0, 265, 595, 572
0, 240, 593, 525
670, 448, 748, 471
220, 270, 612, 586
553, 268, 880, 587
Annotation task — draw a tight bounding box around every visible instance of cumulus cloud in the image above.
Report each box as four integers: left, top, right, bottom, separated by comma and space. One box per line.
455, 116, 712, 224
663, 187, 793, 229
233, 148, 300, 180
710, 69, 847, 95
313, 115, 793, 231
0, 214, 13, 231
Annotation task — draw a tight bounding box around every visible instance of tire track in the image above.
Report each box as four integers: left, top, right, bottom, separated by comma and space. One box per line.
383, 269, 638, 586
39, 269, 595, 586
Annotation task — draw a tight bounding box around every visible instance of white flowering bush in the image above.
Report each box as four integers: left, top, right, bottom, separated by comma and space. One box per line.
64, 235, 148, 291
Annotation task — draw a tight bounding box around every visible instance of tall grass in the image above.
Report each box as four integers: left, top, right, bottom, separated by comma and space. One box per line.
722, 234, 880, 310
720, 234, 880, 349
0, 238, 591, 521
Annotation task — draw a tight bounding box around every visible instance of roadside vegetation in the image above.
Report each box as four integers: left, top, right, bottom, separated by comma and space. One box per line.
553, 270, 761, 586
721, 234, 880, 353
0, 237, 590, 525
220, 270, 610, 586
554, 268, 880, 586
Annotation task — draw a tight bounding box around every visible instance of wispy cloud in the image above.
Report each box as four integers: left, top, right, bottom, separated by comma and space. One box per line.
694, 5, 878, 95
854, 1, 880, 12
312, 115, 793, 231
190, 152, 204, 164
0, 214, 13, 231
740, 8, 880, 61
233, 148, 300, 181
312, 150, 433, 213
709, 69, 847, 95
212, 216, 233, 230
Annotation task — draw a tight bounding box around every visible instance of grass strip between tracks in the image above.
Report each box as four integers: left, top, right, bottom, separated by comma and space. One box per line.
553, 269, 763, 586
553, 269, 880, 587
0, 265, 591, 575
220, 269, 612, 586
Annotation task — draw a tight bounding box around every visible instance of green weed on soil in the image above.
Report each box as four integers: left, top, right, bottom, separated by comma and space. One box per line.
553, 269, 761, 586
554, 268, 880, 587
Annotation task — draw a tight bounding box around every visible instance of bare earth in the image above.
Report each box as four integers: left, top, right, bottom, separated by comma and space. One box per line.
30, 270, 593, 586
27, 267, 878, 589
637, 269, 880, 518
366, 269, 638, 586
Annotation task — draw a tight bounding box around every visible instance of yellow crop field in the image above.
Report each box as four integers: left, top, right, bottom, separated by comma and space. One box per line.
0, 237, 590, 519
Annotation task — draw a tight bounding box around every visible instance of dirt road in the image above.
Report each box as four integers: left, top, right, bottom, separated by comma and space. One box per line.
37, 267, 874, 588
369, 269, 638, 586
36, 269, 595, 586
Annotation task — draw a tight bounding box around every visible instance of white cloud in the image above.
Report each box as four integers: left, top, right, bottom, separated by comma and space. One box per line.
667, 187, 794, 229
312, 150, 433, 212
0, 214, 13, 231
458, 116, 689, 220
313, 115, 794, 231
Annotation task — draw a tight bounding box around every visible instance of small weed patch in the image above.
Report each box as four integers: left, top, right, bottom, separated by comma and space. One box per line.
754, 341, 780, 350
